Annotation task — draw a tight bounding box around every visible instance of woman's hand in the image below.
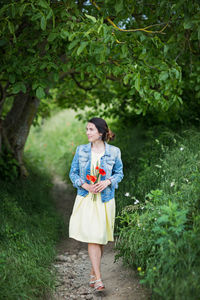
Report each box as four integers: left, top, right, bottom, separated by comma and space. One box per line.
94, 179, 111, 193
81, 183, 98, 194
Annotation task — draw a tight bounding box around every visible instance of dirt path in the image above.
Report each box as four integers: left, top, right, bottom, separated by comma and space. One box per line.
50, 176, 150, 300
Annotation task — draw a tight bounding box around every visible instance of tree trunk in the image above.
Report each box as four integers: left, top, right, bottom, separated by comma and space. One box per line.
2, 92, 40, 178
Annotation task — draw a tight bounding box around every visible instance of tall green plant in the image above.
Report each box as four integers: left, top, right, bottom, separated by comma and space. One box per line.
114, 125, 200, 299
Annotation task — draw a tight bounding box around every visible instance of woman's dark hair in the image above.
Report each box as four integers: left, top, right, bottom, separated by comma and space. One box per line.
88, 117, 115, 142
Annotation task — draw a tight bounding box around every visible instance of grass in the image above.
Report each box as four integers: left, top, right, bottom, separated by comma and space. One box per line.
25, 109, 87, 179
0, 169, 65, 299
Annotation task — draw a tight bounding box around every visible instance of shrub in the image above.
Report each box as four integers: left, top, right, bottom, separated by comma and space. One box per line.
114, 125, 200, 300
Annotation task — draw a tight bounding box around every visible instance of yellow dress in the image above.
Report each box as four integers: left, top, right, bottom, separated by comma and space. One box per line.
69, 150, 115, 245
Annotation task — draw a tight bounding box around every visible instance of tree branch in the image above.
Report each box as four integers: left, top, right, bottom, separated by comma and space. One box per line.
91, 0, 169, 34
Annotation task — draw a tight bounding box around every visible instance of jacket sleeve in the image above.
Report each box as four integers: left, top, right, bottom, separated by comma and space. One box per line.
108, 148, 124, 189
69, 146, 86, 189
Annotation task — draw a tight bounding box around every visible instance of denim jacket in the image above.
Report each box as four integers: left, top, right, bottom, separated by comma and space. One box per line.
69, 142, 123, 203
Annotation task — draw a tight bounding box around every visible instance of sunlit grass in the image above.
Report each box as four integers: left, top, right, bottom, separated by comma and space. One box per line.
25, 109, 88, 179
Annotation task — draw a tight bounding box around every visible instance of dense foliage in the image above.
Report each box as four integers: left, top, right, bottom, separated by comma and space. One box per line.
0, 0, 200, 178
1, 0, 200, 120
114, 124, 200, 299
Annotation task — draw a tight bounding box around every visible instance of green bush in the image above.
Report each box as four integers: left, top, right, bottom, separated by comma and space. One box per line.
114, 125, 200, 300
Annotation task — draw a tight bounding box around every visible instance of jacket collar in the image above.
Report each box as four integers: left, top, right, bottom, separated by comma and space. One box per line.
83, 142, 111, 157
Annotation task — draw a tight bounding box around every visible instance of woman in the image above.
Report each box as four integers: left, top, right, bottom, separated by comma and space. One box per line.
69, 117, 123, 291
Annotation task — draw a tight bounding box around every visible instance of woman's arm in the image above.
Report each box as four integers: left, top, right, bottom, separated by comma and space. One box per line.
108, 148, 123, 189
69, 146, 100, 193
94, 148, 123, 193
69, 146, 86, 188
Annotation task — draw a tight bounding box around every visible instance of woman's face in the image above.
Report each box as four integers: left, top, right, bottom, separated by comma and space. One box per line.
86, 122, 101, 143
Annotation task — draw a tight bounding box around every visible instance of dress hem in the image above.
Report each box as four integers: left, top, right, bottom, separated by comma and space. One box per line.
69, 235, 114, 245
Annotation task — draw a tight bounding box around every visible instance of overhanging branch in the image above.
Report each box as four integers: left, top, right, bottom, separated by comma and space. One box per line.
91, 0, 168, 34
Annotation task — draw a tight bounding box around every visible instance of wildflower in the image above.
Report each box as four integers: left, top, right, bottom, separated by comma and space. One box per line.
125, 192, 130, 197
134, 199, 139, 204
180, 147, 184, 151
141, 206, 144, 210
137, 267, 142, 272
170, 181, 175, 187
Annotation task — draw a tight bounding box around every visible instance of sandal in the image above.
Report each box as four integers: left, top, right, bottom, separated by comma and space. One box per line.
94, 278, 105, 292
89, 275, 96, 288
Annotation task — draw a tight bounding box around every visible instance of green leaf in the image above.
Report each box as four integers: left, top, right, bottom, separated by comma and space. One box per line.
164, 44, 169, 56
21, 83, 26, 93
68, 39, 79, 50
135, 73, 140, 92
53, 73, 59, 82
62, 64, 68, 72
11, 4, 16, 17
183, 20, 192, 29
60, 30, 69, 39
159, 71, 168, 81
12, 82, 26, 94
38, 0, 49, 9
123, 74, 131, 85
48, 32, 57, 42
8, 21, 14, 34
40, 16, 46, 31
97, 24, 103, 34
12, 83, 19, 94
85, 13, 96, 23
32, 82, 39, 90
77, 42, 88, 56
157, 215, 169, 224
154, 91, 160, 100
115, 0, 123, 13
9, 74, 15, 84
36, 87, 45, 99
121, 45, 128, 57
19, 4, 26, 16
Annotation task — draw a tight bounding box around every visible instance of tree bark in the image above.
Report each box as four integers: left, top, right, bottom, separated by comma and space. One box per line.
2, 93, 40, 177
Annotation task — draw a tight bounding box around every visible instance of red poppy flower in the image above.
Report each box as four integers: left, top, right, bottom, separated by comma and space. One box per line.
86, 174, 92, 180
95, 166, 99, 170
99, 168, 106, 176
90, 175, 97, 183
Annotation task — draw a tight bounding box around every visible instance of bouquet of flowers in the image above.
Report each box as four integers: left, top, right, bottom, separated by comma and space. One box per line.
86, 163, 106, 201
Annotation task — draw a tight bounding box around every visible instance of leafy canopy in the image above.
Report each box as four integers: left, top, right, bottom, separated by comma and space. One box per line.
0, 0, 200, 121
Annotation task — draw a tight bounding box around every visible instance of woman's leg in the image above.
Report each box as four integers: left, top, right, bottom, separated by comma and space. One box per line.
88, 243, 102, 279
89, 244, 104, 277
